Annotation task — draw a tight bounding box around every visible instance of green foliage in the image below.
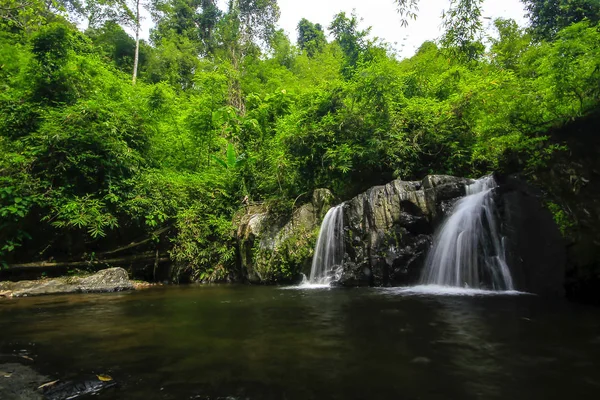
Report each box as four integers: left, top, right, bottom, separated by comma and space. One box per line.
441, 0, 485, 60
297, 18, 326, 57
86, 20, 150, 74
30, 23, 93, 104
547, 201, 576, 237
1, 5, 599, 282
523, 0, 600, 40
170, 203, 235, 282
490, 18, 531, 71
44, 196, 119, 238
328, 12, 370, 78
253, 227, 319, 282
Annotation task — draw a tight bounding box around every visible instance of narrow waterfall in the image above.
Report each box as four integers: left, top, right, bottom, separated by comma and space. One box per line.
308, 205, 345, 285
420, 176, 514, 290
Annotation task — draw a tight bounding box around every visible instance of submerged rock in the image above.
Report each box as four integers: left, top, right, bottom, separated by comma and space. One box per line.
0, 267, 134, 297
41, 375, 117, 400
0, 363, 47, 400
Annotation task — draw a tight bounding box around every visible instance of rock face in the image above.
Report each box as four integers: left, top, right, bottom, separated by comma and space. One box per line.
495, 176, 566, 296
233, 175, 471, 286
339, 175, 471, 287
234, 189, 334, 283
234, 174, 567, 295
337, 174, 566, 294
0, 267, 134, 297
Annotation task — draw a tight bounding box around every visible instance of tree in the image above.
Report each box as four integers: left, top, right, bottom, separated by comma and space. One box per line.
393, 0, 419, 27
84, 0, 146, 84
490, 18, 531, 71
215, 0, 280, 111
297, 18, 326, 57
86, 20, 150, 74
521, 0, 600, 40
130, 0, 141, 83
0, 0, 79, 33
328, 12, 369, 78
394, 0, 485, 56
440, 0, 484, 59
149, 0, 220, 55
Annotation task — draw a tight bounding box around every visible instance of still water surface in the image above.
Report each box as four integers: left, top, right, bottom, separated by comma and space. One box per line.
1, 285, 599, 399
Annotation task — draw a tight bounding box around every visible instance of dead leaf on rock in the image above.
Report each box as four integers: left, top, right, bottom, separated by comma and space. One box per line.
2, 372, 13, 378
38, 379, 59, 390
97, 374, 113, 382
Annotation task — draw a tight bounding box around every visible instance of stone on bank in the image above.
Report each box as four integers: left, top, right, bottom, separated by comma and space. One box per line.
0, 267, 135, 298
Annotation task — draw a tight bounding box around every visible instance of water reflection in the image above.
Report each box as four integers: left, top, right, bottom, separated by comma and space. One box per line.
431, 297, 506, 399
1, 286, 600, 400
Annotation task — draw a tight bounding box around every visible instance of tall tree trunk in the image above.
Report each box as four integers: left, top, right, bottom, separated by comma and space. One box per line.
227, 46, 245, 114
132, 0, 140, 84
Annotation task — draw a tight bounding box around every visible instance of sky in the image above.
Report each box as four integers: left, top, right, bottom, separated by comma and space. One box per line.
139, 0, 528, 59
275, 0, 528, 58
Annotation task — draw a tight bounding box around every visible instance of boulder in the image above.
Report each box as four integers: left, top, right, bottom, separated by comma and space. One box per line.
0, 268, 134, 297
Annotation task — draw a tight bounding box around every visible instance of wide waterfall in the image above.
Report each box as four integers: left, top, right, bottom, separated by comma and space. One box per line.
420, 176, 514, 290
307, 205, 345, 285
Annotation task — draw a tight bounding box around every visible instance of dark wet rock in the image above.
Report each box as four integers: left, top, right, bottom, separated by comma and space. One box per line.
336, 175, 469, 287
333, 262, 371, 287
234, 175, 473, 287
494, 177, 566, 296
422, 175, 472, 222
388, 234, 432, 285
0, 360, 117, 400
42, 375, 117, 400
0, 268, 134, 297
232, 176, 470, 286
0, 363, 47, 400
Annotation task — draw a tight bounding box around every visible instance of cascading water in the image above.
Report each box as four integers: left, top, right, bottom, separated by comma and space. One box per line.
420, 176, 514, 291
307, 205, 345, 285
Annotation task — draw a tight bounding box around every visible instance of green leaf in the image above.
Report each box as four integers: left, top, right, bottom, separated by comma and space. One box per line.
226, 143, 236, 168
211, 155, 229, 169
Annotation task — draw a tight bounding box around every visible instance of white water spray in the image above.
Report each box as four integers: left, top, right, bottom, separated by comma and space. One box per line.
307, 205, 345, 285
420, 176, 514, 290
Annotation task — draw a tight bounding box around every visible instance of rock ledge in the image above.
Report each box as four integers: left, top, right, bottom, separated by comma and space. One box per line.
0, 267, 134, 298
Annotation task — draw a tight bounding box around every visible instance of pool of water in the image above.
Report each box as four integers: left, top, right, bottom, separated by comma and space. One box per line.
1, 285, 599, 399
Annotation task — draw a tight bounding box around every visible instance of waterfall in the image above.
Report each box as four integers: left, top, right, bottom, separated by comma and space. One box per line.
420, 176, 514, 290
308, 205, 345, 285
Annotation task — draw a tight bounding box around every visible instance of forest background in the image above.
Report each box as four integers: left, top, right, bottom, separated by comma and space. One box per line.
1, 0, 599, 282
